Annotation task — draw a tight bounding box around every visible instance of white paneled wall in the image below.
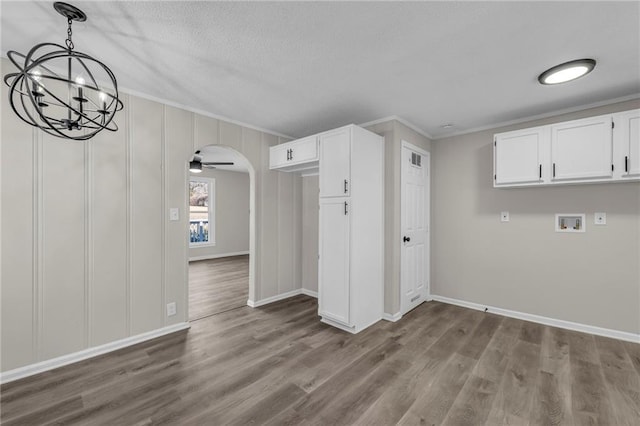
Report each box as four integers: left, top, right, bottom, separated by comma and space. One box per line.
0, 58, 302, 373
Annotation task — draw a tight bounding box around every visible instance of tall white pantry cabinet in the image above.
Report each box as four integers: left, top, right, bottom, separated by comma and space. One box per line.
318, 125, 384, 333
269, 124, 384, 333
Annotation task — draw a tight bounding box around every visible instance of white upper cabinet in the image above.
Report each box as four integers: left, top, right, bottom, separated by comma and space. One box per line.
494, 126, 548, 185
319, 128, 351, 197
494, 108, 639, 188
269, 135, 318, 173
613, 109, 640, 177
551, 115, 613, 181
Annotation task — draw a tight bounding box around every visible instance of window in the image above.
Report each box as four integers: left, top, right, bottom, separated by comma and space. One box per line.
189, 177, 215, 246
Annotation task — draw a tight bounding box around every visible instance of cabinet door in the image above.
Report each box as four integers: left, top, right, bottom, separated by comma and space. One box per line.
288, 136, 318, 165
319, 129, 351, 197
614, 109, 640, 176
318, 198, 350, 325
551, 115, 613, 180
269, 144, 290, 169
494, 127, 547, 185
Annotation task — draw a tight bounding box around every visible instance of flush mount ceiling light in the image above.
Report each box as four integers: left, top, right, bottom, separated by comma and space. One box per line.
3, 2, 123, 140
538, 59, 596, 85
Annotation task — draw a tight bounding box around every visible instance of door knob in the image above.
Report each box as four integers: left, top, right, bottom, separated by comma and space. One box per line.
403, 236, 410, 242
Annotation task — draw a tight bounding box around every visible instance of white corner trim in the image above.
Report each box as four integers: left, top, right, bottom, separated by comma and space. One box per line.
359, 115, 434, 140
0, 322, 191, 384
382, 312, 402, 322
431, 295, 640, 344
433, 93, 640, 140
247, 289, 306, 308
189, 251, 249, 262
301, 288, 318, 298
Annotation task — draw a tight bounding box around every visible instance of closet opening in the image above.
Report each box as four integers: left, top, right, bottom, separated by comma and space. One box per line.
187, 145, 255, 321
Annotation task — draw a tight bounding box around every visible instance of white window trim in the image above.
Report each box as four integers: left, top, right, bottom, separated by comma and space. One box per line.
189, 176, 216, 248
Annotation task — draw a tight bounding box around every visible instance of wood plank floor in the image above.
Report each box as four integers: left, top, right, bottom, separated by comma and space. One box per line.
188, 255, 249, 321
2, 296, 639, 425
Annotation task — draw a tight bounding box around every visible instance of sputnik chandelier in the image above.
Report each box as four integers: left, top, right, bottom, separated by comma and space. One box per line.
3, 2, 123, 140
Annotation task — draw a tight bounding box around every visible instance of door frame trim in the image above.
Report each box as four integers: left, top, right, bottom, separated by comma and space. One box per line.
400, 140, 431, 316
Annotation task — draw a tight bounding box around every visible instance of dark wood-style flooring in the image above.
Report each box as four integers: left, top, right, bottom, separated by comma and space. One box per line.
1, 296, 639, 425
189, 255, 249, 321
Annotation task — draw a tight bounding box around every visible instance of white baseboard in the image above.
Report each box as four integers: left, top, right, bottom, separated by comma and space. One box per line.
189, 251, 249, 262
247, 289, 304, 307
382, 312, 402, 322
431, 295, 640, 344
0, 322, 191, 384
301, 288, 318, 298
247, 287, 319, 308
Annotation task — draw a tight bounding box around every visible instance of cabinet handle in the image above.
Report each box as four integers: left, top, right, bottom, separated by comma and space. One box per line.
344, 179, 348, 193
344, 201, 348, 215
539, 164, 542, 179
625, 156, 628, 173
553, 163, 556, 178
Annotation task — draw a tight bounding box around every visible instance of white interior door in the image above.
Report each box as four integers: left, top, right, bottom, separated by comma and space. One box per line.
401, 144, 429, 315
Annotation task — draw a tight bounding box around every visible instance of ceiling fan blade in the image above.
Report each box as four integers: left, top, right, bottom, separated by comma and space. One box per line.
201, 162, 234, 165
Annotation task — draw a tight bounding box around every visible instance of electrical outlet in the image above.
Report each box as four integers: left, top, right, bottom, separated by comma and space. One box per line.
594, 212, 606, 225
169, 208, 179, 221
500, 211, 510, 222
166, 302, 177, 317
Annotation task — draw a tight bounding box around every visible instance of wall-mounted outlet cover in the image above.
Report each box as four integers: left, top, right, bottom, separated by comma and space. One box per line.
167, 302, 177, 316
594, 212, 606, 225
169, 208, 179, 221
500, 211, 510, 222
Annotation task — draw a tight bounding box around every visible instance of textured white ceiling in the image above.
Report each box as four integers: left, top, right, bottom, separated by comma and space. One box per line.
2, 1, 639, 139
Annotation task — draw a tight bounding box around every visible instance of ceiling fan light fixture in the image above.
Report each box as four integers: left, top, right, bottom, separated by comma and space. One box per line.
189, 160, 202, 173
3, 2, 123, 140
538, 59, 596, 85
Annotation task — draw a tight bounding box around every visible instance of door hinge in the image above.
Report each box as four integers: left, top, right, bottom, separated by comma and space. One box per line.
494, 139, 496, 146
612, 121, 615, 129
494, 174, 496, 180
611, 164, 614, 172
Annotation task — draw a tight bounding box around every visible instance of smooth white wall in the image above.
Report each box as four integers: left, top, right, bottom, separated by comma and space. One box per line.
0, 58, 302, 373
432, 99, 640, 335
189, 169, 250, 260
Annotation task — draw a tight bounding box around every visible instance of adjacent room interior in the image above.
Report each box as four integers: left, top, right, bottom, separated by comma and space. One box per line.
188, 145, 251, 320
1, 1, 639, 425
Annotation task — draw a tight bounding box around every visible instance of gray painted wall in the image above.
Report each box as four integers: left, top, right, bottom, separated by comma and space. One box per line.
302, 176, 319, 294
432, 99, 640, 334
0, 58, 302, 373
189, 169, 250, 260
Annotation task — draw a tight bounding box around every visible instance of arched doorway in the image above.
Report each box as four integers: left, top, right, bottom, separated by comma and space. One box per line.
186, 145, 256, 320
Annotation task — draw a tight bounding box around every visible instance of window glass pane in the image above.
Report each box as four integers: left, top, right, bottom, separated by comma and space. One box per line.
189, 180, 209, 244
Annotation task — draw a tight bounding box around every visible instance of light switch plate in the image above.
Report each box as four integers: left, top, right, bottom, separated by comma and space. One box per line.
594, 212, 606, 225
169, 208, 179, 221
167, 302, 176, 316
500, 211, 510, 222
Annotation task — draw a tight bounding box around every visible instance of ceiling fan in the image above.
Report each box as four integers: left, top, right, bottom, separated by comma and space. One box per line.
189, 150, 234, 173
